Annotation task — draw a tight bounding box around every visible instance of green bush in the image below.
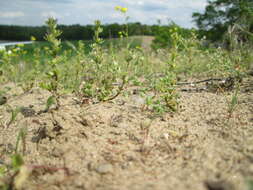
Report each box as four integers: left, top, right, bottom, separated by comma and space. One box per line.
151, 22, 193, 50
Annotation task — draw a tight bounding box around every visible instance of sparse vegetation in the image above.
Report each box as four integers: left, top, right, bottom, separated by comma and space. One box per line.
0, 3, 252, 190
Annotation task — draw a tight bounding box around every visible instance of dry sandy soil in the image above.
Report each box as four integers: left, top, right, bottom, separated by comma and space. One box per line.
0, 75, 252, 190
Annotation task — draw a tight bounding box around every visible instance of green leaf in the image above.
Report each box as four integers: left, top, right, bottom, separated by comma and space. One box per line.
46, 95, 55, 111
11, 154, 24, 171
247, 179, 253, 190
6, 106, 20, 127
15, 127, 27, 154
39, 82, 52, 91
0, 166, 6, 177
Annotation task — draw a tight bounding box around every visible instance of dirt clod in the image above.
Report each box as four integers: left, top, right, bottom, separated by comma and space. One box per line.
20, 106, 36, 117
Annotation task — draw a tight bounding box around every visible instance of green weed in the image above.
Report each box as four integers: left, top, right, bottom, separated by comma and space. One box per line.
15, 126, 27, 155
247, 179, 253, 190
227, 85, 240, 117
0, 154, 27, 190
6, 105, 20, 128
40, 17, 62, 110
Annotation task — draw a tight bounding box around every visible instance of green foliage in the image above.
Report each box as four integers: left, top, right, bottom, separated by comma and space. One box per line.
93, 20, 103, 44
0, 154, 26, 190
0, 44, 30, 83
151, 22, 193, 50
15, 127, 27, 154
40, 17, 63, 109
78, 20, 127, 102
192, 0, 253, 42
6, 105, 21, 127
0, 22, 155, 41
11, 154, 24, 171
45, 95, 55, 112
44, 18, 62, 57
247, 180, 253, 190
143, 43, 180, 116
227, 85, 239, 116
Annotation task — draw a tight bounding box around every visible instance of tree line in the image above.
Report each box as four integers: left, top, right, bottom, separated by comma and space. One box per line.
0, 22, 159, 41
1, 0, 252, 45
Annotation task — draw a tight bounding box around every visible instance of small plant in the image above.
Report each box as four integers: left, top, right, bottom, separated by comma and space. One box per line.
0, 154, 29, 190
0, 46, 24, 83
144, 96, 166, 116
227, 85, 240, 117
144, 77, 179, 116
89, 20, 104, 71
15, 126, 27, 155
144, 31, 180, 116
40, 17, 62, 110
80, 20, 108, 101
151, 22, 193, 50
6, 105, 20, 128
79, 19, 128, 102
247, 179, 253, 190
115, 6, 129, 39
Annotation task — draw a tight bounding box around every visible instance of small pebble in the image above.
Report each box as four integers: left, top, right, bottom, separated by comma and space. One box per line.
95, 164, 113, 174
131, 95, 145, 106
0, 96, 7, 105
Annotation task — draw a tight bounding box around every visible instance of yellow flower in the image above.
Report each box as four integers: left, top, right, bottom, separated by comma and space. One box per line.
30, 36, 36, 41
121, 7, 128, 13
115, 6, 128, 13
115, 6, 121, 11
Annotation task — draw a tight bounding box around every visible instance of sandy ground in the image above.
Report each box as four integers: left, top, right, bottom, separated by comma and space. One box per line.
0, 75, 252, 190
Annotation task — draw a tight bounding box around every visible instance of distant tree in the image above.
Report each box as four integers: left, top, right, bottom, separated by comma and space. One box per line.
0, 23, 156, 41
192, 0, 253, 42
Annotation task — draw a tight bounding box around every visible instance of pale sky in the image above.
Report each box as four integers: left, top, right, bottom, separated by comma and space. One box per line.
0, 0, 207, 28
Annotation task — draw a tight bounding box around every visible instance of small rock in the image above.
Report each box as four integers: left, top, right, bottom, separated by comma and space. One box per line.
131, 95, 145, 106
205, 180, 234, 190
95, 164, 113, 174
0, 159, 5, 165
0, 96, 7, 105
140, 119, 151, 129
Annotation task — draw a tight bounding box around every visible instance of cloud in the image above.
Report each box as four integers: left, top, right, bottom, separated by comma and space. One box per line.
23, 0, 72, 3
0, 11, 25, 18
140, 4, 168, 11
0, 0, 208, 28
120, 0, 207, 9
41, 11, 62, 19
112, 0, 207, 27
